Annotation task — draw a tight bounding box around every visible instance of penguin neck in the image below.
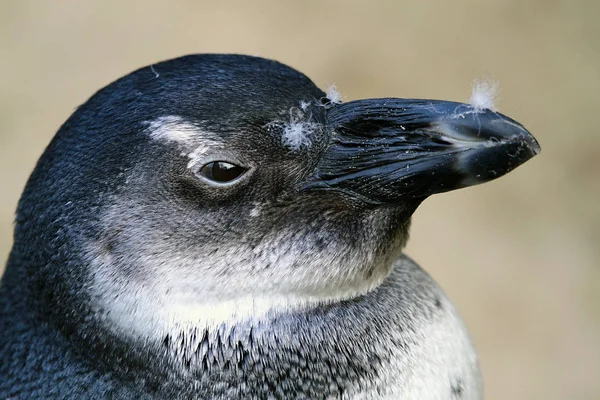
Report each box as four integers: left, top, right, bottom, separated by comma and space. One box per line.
89, 261, 416, 395
99, 272, 392, 346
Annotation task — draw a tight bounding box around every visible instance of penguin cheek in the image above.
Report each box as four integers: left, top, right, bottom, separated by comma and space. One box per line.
274, 201, 411, 292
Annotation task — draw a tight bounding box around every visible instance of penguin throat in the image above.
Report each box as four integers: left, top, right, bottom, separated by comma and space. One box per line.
93, 279, 390, 344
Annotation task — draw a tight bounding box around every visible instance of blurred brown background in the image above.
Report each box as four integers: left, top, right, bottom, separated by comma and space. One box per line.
1, 1, 598, 399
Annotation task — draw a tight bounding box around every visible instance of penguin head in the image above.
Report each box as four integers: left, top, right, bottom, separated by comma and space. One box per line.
13, 54, 539, 339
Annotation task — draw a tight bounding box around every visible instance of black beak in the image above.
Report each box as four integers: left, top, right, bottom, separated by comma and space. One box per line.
303, 98, 540, 204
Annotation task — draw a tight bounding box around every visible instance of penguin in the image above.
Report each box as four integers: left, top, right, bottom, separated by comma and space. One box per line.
0, 54, 540, 399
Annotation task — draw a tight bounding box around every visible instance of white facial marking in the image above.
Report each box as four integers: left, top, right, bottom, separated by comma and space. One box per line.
144, 115, 221, 171
186, 144, 214, 170
145, 116, 197, 145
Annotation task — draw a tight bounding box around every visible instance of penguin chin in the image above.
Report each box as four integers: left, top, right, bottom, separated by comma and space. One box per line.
85, 201, 410, 342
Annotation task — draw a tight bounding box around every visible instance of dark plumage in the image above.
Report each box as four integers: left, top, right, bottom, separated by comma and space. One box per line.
0, 54, 539, 399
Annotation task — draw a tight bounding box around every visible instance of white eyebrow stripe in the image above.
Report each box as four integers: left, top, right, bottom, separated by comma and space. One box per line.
186, 145, 213, 169
145, 116, 198, 145
144, 116, 221, 170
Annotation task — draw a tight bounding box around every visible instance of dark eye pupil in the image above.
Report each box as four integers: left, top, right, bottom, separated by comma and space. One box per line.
199, 161, 246, 183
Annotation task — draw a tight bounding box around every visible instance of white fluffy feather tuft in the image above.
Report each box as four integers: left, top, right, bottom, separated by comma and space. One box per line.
270, 105, 322, 151
326, 84, 342, 104
468, 79, 499, 112
282, 121, 319, 150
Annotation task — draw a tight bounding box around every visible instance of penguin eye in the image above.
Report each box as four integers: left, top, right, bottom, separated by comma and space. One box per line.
197, 161, 247, 184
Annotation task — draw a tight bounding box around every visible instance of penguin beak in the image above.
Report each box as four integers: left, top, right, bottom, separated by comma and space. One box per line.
303, 98, 540, 204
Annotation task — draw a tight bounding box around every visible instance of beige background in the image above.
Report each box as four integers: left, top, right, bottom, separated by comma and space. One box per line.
1, 1, 598, 399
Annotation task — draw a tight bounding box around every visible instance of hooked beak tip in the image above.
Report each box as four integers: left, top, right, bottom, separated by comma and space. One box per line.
433, 110, 540, 188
